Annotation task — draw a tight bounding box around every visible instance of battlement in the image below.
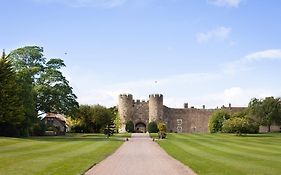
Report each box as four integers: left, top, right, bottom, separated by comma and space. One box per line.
134, 99, 148, 104
149, 94, 163, 98
119, 94, 133, 98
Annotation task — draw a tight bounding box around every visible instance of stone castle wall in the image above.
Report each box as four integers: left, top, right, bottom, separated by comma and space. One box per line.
118, 94, 245, 133
164, 107, 214, 133
132, 100, 149, 125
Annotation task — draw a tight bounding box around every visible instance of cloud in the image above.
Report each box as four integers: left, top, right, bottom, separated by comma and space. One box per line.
245, 49, 281, 61
223, 49, 281, 75
208, 0, 241, 8
32, 0, 128, 8
196, 26, 232, 43
196, 86, 281, 108
74, 72, 221, 107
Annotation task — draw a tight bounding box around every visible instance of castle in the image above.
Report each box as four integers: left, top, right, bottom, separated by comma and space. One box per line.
118, 94, 245, 133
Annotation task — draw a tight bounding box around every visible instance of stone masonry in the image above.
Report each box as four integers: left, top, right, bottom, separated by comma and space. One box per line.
118, 94, 245, 133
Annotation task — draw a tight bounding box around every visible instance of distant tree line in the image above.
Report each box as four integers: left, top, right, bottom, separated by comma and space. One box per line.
70, 105, 118, 137
0, 46, 79, 137
209, 97, 281, 135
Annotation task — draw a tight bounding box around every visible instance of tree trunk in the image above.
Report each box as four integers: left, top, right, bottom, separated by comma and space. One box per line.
267, 124, 271, 132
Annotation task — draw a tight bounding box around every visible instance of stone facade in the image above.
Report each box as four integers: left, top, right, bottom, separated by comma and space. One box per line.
118, 94, 246, 133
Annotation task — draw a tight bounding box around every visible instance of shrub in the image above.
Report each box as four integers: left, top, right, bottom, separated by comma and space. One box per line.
222, 116, 259, 135
158, 122, 167, 139
31, 121, 46, 136
125, 121, 134, 133
148, 121, 159, 133
209, 109, 231, 133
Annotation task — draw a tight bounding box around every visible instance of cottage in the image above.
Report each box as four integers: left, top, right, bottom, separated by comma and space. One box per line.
43, 113, 69, 135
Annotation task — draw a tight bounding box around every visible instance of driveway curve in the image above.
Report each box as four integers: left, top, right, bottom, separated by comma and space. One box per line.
85, 133, 196, 175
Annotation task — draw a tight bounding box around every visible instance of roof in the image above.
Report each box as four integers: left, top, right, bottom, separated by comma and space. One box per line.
44, 113, 71, 128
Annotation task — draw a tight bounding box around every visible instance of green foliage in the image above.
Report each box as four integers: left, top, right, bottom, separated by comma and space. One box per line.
8, 46, 79, 117
222, 116, 259, 135
35, 58, 78, 117
72, 105, 115, 133
148, 121, 159, 133
158, 122, 167, 139
208, 109, 231, 133
125, 121, 134, 133
109, 106, 121, 133
104, 120, 115, 137
249, 97, 281, 132
30, 120, 47, 136
0, 56, 25, 136
1, 46, 78, 136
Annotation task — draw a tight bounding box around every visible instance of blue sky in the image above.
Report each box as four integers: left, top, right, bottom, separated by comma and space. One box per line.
1, 0, 281, 108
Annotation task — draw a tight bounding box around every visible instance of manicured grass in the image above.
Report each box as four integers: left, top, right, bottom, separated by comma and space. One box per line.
158, 133, 281, 175
0, 133, 129, 175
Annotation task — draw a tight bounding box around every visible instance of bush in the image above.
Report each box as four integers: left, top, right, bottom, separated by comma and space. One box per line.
222, 116, 259, 135
158, 122, 167, 139
148, 121, 159, 133
31, 121, 46, 136
125, 121, 134, 133
209, 109, 231, 133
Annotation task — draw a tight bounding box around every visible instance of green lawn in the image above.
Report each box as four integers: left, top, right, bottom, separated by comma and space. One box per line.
158, 133, 281, 175
0, 133, 129, 175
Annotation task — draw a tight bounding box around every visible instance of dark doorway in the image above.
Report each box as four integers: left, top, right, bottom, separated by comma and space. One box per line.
135, 122, 146, 133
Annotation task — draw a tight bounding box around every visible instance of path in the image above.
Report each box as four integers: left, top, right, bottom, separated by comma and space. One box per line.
85, 133, 196, 175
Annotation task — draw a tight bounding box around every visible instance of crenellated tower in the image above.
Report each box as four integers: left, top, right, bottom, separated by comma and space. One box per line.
149, 94, 163, 122
118, 94, 134, 132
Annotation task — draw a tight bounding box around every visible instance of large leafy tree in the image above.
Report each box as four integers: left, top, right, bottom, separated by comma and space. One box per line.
8, 46, 79, 117
209, 109, 231, 133
249, 97, 281, 132
0, 52, 25, 136
74, 105, 115, 133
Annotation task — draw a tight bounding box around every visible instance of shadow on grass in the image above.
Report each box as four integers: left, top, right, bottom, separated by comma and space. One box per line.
22, 134, 127, 142
238, 134, 273, 137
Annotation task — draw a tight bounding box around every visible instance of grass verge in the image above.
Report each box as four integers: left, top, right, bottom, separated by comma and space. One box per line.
0, 133, 128, 175
158, 133, 281, 175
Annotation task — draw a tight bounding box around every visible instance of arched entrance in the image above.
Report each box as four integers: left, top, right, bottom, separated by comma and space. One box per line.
135, 122, 146, 133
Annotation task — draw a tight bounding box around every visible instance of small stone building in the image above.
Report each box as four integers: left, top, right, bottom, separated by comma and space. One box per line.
43, 113, 69, 135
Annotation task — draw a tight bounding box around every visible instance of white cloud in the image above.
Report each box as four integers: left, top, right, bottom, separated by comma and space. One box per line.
75, 72, 222, 107
32, 0, 128, 8
196, 26, 232, 43
208, 0, 241, 8
245, 49, 281, 61
196, 87, 281, 108
223, 49, 281, 75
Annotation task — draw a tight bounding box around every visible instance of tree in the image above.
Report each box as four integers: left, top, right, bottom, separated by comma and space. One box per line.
125, 121, 134, 133
249, 97, 281, 132
148, 121, 159, 133
109, 106, 121, 133
104, 119, 115, 137
73, 105, 115, 133
8, 46, 79, 117
0, 53, 25, 136
209, 109, 231, 133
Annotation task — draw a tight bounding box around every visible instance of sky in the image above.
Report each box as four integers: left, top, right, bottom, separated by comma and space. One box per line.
1, 0, 281, 108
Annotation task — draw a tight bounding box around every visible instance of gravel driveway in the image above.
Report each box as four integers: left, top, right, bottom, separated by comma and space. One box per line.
85, 133, 196, 175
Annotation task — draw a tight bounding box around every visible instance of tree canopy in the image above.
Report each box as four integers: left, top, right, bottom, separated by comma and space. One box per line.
249, 97, 281, 132
8, 46, 79, 117
208, 109, 231, 133
0, 54, 24, 136
0, 46, 78, 136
